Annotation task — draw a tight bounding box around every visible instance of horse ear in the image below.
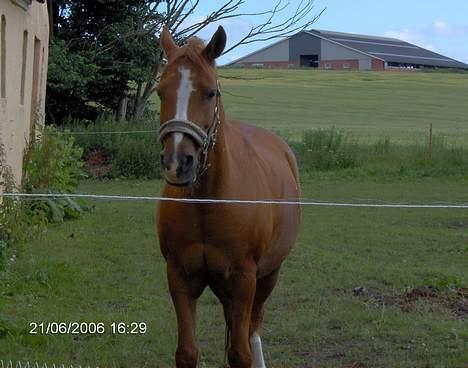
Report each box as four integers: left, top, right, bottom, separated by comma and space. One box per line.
160, 25, 178, 60
203, 26, 227, 62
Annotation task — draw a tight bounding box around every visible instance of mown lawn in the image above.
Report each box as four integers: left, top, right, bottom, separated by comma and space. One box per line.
179, 69, 468, 145
1, 176, 467, 367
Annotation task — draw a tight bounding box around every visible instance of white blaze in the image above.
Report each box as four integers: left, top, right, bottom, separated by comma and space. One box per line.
250, 333, 266, 368
172, 66, 194, 154
175, 66, 194, 121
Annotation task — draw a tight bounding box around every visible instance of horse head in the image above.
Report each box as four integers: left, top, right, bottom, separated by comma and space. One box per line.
157, 25, 227, 186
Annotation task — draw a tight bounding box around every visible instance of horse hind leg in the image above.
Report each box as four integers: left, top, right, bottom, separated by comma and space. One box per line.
249, 269, 280, 368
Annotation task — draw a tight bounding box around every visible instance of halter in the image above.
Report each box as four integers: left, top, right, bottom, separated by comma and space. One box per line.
158, 82, 221, 175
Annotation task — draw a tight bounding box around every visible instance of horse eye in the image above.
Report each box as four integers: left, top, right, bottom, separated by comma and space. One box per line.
206, 90, 216, 99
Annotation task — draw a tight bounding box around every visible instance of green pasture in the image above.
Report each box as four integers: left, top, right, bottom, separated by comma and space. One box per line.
2, 68, 468, 367
205, 69, 467, 144
1, 177, 467, 367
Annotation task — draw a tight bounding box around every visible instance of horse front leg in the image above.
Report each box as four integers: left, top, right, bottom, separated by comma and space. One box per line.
167, 261, 205, 368
227, 262, 257, 368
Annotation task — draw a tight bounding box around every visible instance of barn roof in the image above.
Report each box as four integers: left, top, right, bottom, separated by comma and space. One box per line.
228, 29, 468, 70
307, 29, 468, 69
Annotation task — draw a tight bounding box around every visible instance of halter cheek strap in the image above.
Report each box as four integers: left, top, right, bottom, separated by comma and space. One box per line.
158, 82, 221, 174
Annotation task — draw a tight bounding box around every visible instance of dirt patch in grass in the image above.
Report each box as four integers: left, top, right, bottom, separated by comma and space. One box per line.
293, 341, 356, 367
84, 149, 113, 178
445, 219, 468, 230
353, 286, 468, 319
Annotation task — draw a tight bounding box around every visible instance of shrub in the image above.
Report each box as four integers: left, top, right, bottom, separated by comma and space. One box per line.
0, 144, 46, 265
22, 127, 85, 222
61, 115, 161, 179
292, 128, 359, 171
59, 118, 468, 179
1, 143, 17, 261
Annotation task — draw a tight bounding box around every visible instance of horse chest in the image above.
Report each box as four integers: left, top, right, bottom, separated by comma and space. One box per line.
158, 204, 272, 275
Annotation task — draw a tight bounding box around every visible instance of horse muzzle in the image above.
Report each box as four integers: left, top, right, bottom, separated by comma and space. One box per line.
158, 119, 208, 186
160, 149, 199, 186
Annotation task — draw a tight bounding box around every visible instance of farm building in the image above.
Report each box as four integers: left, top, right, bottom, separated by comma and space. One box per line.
0, 0, 49, 186
228, 29, 468, 71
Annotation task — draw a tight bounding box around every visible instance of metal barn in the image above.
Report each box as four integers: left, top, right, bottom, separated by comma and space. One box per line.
228, 30, 468, 71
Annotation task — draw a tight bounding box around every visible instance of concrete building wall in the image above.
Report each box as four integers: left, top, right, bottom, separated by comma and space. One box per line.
321, 39, 373, 70
321, 39, 365, 60
0, 0, 49, 187
238, 38, 289, 63
289, 32, 321, 64
358, 58, 372, 70
235, 61, 294, 68
319, 59, 359, 70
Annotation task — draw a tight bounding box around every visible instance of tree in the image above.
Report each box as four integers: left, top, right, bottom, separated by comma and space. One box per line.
47, 0, 162, 123
47, 0, 323, 123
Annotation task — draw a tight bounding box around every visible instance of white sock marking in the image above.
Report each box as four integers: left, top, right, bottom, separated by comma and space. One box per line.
250, 333, 266, 368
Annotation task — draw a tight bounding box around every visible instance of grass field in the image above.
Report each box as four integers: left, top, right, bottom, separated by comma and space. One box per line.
207, 69, 468, 144
1, 176, 467, 367
2, 69, 468, 367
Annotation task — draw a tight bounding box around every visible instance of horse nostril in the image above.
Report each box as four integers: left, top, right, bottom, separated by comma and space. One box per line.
184, 154, 194, 169
160, 152, 167, 169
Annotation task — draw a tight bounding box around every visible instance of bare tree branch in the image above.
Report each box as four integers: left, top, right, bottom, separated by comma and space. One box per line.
166, 0, 324, 54
130, 0, 324, 120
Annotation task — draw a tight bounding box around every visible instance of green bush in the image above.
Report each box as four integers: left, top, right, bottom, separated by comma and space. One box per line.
22, 127, 85, 223
61, 115, 161, 179
292, 128, 359, 171
1, 144, 46, 265
58, 118, 468, 180
1, 143, 17, 261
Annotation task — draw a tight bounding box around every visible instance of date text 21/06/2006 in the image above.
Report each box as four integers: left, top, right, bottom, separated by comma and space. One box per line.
29, 321, 147, 335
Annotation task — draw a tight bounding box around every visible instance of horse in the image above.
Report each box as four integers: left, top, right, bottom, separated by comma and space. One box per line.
156, 25, 301, 368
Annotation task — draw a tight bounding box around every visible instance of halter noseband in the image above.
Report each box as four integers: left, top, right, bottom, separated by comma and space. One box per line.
158, 82, 221, 174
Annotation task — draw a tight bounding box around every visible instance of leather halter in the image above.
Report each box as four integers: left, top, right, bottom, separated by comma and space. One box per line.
158, 82, 221, 175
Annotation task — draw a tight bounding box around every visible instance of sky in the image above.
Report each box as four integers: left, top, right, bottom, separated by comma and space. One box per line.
189, 0, 468, 66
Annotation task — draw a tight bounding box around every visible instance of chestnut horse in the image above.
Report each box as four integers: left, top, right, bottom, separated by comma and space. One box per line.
156, 25, 300, 368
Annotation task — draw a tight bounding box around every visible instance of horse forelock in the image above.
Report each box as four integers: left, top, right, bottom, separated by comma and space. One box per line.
170, 37, 215, 74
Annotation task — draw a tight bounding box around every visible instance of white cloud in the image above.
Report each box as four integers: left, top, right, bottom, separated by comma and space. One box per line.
433, 20, 448, 33
384, 28, 435, 51
384, 20, 468, 63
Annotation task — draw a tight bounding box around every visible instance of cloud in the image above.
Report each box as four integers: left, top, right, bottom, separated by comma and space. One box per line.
384, 20, 468, 63
384, 28, 435, 51
433, 20, 448, 33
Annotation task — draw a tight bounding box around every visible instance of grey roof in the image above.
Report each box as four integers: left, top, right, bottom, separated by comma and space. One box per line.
308, 29, 468, 69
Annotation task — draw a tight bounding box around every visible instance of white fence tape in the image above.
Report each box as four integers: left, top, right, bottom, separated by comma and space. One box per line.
45, 130, 158, 135
1, 192, 468, 209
